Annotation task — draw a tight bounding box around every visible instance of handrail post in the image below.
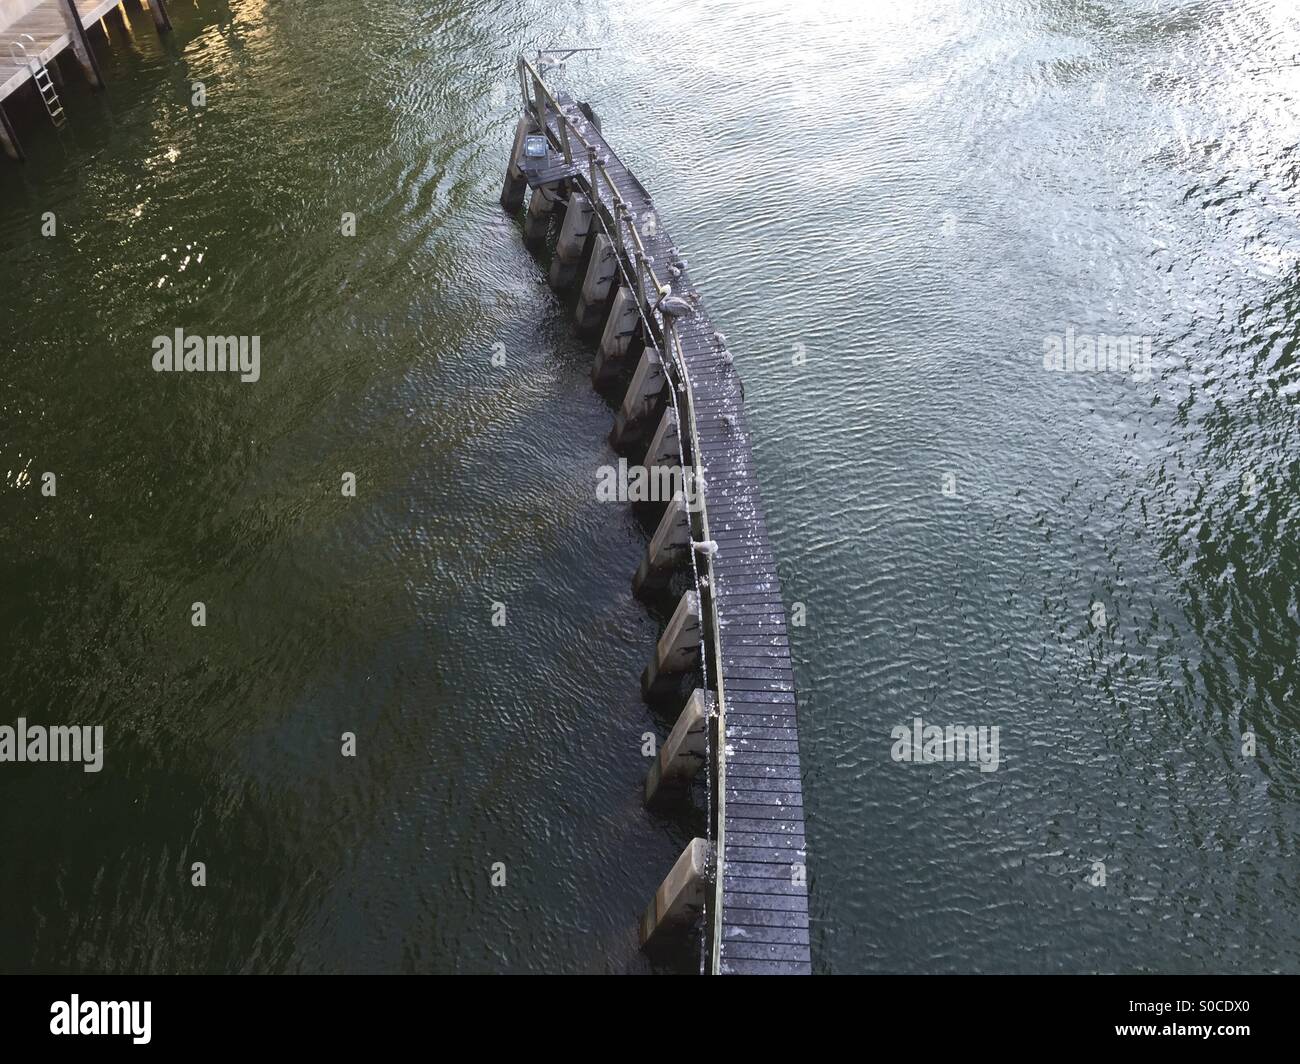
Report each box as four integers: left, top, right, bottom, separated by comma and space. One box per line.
531, 73, 545, 126
596, 159, 608, 213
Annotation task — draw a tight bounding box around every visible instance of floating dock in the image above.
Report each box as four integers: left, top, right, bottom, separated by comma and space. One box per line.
0, 0, 172, 160
502, 54, 810, 974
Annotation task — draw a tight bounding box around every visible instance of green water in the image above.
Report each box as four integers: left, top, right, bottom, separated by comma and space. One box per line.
2, 0, 1299, 973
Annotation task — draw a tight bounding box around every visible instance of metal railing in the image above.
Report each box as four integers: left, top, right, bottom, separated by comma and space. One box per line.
518, 56, 668, 326
515, 55, 731, 973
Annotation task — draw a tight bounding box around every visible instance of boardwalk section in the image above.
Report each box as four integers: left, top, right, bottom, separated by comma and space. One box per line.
508, 57, 810, 974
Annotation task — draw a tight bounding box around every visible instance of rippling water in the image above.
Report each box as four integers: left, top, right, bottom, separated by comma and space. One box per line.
2, 0, 1298, 973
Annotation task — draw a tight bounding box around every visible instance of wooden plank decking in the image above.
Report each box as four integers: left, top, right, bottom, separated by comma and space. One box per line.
550, 95, 811, 974
0, 0, 118, 103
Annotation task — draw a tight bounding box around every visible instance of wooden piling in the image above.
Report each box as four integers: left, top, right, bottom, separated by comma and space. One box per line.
145, 0, 173, 33
499, 116, 536, 212
556, 193, 592, 255
0, 104, 24, 162
60, 0, 106, 90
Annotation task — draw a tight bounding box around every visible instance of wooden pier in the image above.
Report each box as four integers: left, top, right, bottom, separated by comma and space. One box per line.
503, 55, 810, 974
0, 0, 171, 160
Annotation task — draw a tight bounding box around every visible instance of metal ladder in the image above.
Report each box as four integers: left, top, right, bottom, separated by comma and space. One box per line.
9, 34, 66, 128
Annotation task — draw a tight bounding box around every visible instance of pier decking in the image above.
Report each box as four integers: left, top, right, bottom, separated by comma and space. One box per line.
1, 1, 110, 99
0, 0, 171, 159
503, 56, 810, 974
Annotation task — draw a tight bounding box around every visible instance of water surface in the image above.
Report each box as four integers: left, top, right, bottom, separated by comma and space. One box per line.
2, 0, 1299, 973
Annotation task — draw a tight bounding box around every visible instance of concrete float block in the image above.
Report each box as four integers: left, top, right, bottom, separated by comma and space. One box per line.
644, 689, 713, 804
639, 837, 711, 947
642, 405, 680, 468
548, 192, 595, 288
610, 346, 665, 450
632, 491, 692, 598
574, 234, 616, 333
555, 192, 593, 260
548, 253, 579, 290
592, 286, 641, 383
641, 589, 702, 699
523, 182, 561, 244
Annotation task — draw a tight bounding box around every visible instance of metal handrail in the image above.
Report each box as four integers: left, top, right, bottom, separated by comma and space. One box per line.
518, 56, 667, 304
516, 55, 731, 973
9, 34, 38, 75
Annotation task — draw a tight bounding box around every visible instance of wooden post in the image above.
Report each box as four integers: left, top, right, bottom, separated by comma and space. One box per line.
499, 116, 534, 212
0, 104, 25, 162
145, 0, 174, 33
59, 0, 106, 90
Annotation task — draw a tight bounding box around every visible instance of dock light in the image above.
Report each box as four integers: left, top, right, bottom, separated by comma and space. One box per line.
518, 132, 579, 189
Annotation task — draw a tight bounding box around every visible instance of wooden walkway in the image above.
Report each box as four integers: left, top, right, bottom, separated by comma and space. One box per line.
0, 0, 117, 103
551, 94, 811, 974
